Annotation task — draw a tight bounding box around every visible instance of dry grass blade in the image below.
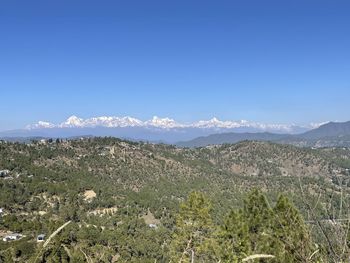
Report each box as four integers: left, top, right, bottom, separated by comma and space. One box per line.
309, 249, 319, 260
43, 220, 72, 248
242, 254, 275, 262
80, 248, 93, 263
62, 244, 72, 259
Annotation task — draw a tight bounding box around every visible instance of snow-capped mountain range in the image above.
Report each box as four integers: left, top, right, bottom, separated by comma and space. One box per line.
26, 115, 321, 133
0, 115, 327, 143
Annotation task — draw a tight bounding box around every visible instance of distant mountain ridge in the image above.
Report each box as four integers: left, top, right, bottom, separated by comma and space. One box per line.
176, 121, 350, 148
299, 121, 350, 139
0, 127, 296, 144
176, 132, 291, 147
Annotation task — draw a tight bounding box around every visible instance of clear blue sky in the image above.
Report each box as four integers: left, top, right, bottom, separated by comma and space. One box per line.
1, 0, 350, 131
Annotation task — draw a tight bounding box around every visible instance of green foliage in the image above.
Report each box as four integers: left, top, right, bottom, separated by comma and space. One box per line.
272, 195, 314, 262
219, 190, 317, 262
169, 191, 219, 262
243, 189, 274, 254
219, 209, 250, 261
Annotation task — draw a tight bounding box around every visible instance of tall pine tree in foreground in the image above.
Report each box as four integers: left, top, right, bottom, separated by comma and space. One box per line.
219, 209, 251, 262
170, 190, 317, 262
218, 189, 275, 262
272, 195, 314, 262
219, 190, 316, 262
169, 191, 219, 263
243, 189, 275, 256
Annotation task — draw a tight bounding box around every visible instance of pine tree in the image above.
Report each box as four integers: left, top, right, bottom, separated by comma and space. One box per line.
272, 195, 313, 262
169, 191, 219, 262
243, 189, 275, 255
219, 209, 251, 262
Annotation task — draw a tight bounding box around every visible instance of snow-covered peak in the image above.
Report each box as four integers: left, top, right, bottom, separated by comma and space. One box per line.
26, 121, 55, 129
61, 115, 84, 128
145, 116, 183, 129
83, 116, 143, 128
193, 118, 250, 129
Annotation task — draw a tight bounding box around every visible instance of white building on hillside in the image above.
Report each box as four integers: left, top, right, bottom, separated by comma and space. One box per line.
37, 234, 46, 242
2, 233, 23, 242
0, 170, 10, 177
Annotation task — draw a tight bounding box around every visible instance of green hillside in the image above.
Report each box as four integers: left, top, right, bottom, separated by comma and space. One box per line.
1, 138, 350, 262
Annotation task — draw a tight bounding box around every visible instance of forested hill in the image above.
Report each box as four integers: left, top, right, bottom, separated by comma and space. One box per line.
1, 138, 350, 262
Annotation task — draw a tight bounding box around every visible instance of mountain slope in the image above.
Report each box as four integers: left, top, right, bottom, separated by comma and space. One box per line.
299, 121, 350, 139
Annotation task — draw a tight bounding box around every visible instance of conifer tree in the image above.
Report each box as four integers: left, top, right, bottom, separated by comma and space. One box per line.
243, 189, 275, 255
219, 209, 251, 262
272, 195, 313, 262
169, 191, 219, 262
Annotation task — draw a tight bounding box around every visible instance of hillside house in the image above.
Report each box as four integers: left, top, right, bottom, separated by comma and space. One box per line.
2, 233, 23, 242
37, 234, 46, 242
0, 208, 3, 214
0, 170, 10, 177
